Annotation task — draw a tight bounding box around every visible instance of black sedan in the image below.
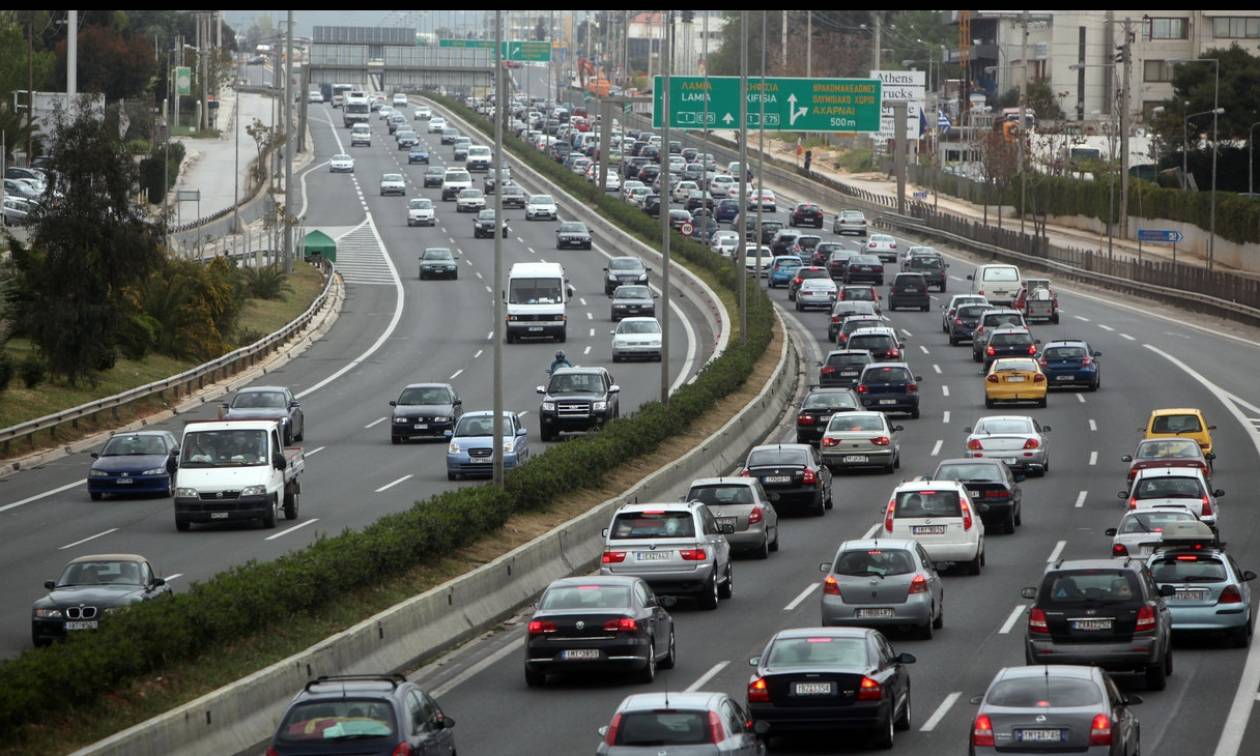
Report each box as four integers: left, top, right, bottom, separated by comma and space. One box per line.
473, 209, 508, 238
795, 387, 861, 445
610, 285, 655, 321
844, 255, 885, 285
501, 184, 527, 208
525, 576, 675, 687
789, 202, 825, 229
741, 443, 833, 516
748, 627, 914, 749
556, 221, 593, 249
32, 553, 172, 646
932, 458, 1024, 533
422, 167, 445, 187
389, 383, 462, 443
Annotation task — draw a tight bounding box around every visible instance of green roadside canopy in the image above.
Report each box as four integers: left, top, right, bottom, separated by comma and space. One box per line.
303, 229, 336, 263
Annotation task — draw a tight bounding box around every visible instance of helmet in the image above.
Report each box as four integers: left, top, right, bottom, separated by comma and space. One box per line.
555, 350, 566, 359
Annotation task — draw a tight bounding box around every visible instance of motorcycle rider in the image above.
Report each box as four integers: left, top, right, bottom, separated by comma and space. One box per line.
548, 350, 572, 375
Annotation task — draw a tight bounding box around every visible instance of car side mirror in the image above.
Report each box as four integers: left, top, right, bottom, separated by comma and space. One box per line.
1020, 587, 1037, 600
1120, 455, 1132, 462
602, 267, 608, 272
896, 652, 916, 665
609, 385, 621, 393
536, 386, 546, 394
968, 695, 984, 705
914, 376, 923, 382
1123, 695, 1143, 706
601, 527, 609, 538
1244, 571, 1258, 582
659, 595, 678, 608
966, 274, 974, 280
1117, 491, 1128, 499
273, 453, 287, 470
1208, 425, 1217, 430
1093, 351, 1102, 357
44, 580, 56, 591
1105, 528, 1118, 537
818, 562, 832, 573
453, 399, 462, 406
1158, 584, 1177, 597
516, 427, 527, 436
964, 426, 973, 433
90, 452, 99, 459
1041, 426, 1051, 432
1214, 489, 1225, 498
289, 401, 301, 408
389, 400, 397, 407
151, 577, 166, 588
748, 656, 760, 667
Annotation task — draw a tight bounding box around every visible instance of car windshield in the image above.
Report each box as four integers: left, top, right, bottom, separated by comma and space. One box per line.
508, 278, 562, 305
612, 710, 711, 746
894, 490, 961, 517
934, 463, 1004, 483
609, 258, 643, 271
765, 637, 868, 668
614, 286, 651, 300
1136, 440, 1201, 460
1135, 476, 1204, 499
826, 413, 884, 432
986, 677, 1103, 707
853, 256, 881, 265
459, 189, 482, 198
991, 332, 1033, 346
1040, 570, 1141, 605
547, 373, 603, 394
409, 199, 432, 209
277, 699, 396, 742
833, 548, 915, 577
445, 171, 470, 182
862, 366, 911, 384
398, 387, 451, 405
181, 429, 268, 467
333, 154, 351, 161
477, 211, 495, 220
800, 270, 828, 280
994, 359, 1038, 372
529, 195, 554, 205
101, 435, 167, 456
231, 391, 286, 409
842, 211, 864, 220
910, 257, 943, 269
423, 249, 452, 260
747, 448, 810, 467
895, 276, 925, 287
57, 560, 143, 587
559, 223, 586, 233
539, 584, 631, 610
984, 267, 1020, 282
688, 484, 757, 508
618, 320, 661, 335
974, 418, 1035, 435
1151, 414, 1203, 433
1044, 346, 1087, 360
1118, 511, 1197, 534
1150, 555, 1228, 583
849, 335, 894, 351
958, 305, 989, 318
610, 511, 695, 539
382, 174, 403, 182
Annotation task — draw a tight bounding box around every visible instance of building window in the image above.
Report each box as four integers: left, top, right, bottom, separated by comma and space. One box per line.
1147, 17, 1188, 40
1213, 16, 1260, 39
1143, 60, 1174, 82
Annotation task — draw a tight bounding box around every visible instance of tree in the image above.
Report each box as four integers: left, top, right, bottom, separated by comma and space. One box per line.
245, 117, 273, 187
1025, 78, 1065, 120
9, 109, 165, 383
53, 24, 156, 101
979, 129, 1018, 227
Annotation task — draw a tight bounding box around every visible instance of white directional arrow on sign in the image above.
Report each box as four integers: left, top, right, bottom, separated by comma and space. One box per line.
787, 94, 808, 126
722, 112, 734, 125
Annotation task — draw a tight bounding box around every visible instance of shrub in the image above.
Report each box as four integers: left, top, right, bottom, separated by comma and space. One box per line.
117, 313, 160, 360
18, 355, 46, 389
241, 266, 293, 300
0, 353, 12, 392
235, 327, 266, 348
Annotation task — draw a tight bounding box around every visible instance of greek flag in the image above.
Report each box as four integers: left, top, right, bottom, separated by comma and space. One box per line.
937, 110, 952, 134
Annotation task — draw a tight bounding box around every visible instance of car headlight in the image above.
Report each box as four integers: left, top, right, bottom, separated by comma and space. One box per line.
33, 608, 63, 619
89, 469, 109, 478
593, 400, 608, 411
141, 467, 167, 476
503, 440, 516, 453
240, 485, 266, 497
448, 441, 461, 454
433, 416, 450, 423
175, 487, 199, 498
638, 274, 648, 282
541, 401, 555, 412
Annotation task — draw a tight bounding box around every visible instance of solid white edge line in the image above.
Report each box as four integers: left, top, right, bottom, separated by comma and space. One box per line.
1074, 490, 1088, 509
783, 582, 820, 612
919, 691, 962, 732
0, 480, 85, 513
1046, 540, 1066, 563
998, 605, 1027, 635
374, 474, 413, 493
686, 660, 730, 692
264, 518, 320, 541
430, 637, 526, 699
58, 527, 119, 551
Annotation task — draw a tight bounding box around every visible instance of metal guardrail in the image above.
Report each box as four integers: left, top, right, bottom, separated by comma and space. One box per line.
0, 259, 336, 459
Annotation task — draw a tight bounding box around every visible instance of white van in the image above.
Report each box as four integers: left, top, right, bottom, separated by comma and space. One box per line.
349, 123, 371, 148
968, 263, 1022, 305
465, 145, 492, 172
505, 262, 575, 343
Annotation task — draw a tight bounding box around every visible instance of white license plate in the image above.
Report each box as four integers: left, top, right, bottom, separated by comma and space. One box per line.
1175, 589, 1208, 601
1056, 375, 1074, 381
718, 517, 738, 530
1016, 729, 1063, 743
65, 621, 98, 631
969, 489, 982, 498
115, 478, 133, 484
210, 512, 229, 519
792, 682, 834, 696
528, 326, 543, 332
562, 649, 600, 660
911, 525, 946, 535
1071, 619, 1113, 631
414, 423, 428, 430
1005, 376, 1025, 382
856, 608, 896, 618
636, 551, 670, 561
842, 455, 869, 463
765, 475, 792, 484
879, 399, 897, 405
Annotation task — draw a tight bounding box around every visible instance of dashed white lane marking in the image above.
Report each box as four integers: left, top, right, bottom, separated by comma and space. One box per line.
527, 247, 535, 254
487, 331, 494, 340
919, 345, 930, 355
374, 474, 413, 493
484, 285, 492, 293
999, 605, 1027, 635
0, 481, 84, 513
579, 297, 587, 306
583, 346, 591, 355
586, 312, 593, 320
948, 275, 964, 282
1074, 315, 1090, 322
1089, 450, 1098, 466
588, 328, 595, 337
1088, 418, 1097, 432
264, 518, 320, 541
306, 446, 326, 457
475, 270, 483, 279
900, 328, 912, 337
862, 522, 881, 539
930, 439, 943, 456
784, 582, 820, 612
1047, 540, 1067, 562
450, 369, 464, 380
430, 637, 526, 699
942, 410, 951, 424
1076, 393, 1086, 403
686, 661, 730, 692
59, 528, 119, 550
1098, 324, 1115, 332
941, 385, 950, 397
364, 417, 388, 429
920, 692, 962, 732
933, 364, 942, 374
1121, 333, 1135, 341
1075, 490, 1088, 509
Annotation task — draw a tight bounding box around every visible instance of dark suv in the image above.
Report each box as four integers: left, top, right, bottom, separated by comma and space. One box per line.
971, 309, 1028, 362
819, 349, 875, 389
269, 674, 456, 755
903, 253, 948, 291
1022, 559, 1175, 690
982, 327, 1039, 370
795, 386, 861, 445
537, 366, 620, 441
888, 273, 930, 312
856, 362, 922, 418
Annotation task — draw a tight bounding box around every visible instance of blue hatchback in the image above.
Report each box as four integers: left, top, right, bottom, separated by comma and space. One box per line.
768, 256, 804, 288
1038, 339, 1101, 391
714, 198, 741, 223
446, 411, 530, 480
408, 147, 430, 164
1147, 531, 1255, 646
88, 430, 180, 500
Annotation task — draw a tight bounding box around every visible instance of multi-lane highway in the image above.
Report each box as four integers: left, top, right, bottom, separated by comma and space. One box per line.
385, 95, 1260, 756
0, 87, 715, 659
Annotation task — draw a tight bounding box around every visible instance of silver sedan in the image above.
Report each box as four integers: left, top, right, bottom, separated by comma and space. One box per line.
819, 411, 902, 473
963, 415, 1051, 476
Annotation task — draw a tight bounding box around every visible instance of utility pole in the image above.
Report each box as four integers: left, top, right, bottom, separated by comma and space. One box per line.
738, 10, 749, 344
1118, 16, 1132, 240
492, 10, 505, 486
755, 11, 766, 284
233, 72, 241, 233
806, 11, 812, 78
872, 13, 882, 72
201, 13, 209, 131
781, 11, 787, 69
27, 19, 34, 161
701, 8, 711, 254
660, 10, 672, 404
1018, 10, 1028, 235
283, 10, 294, 273
67, 10, 78, 118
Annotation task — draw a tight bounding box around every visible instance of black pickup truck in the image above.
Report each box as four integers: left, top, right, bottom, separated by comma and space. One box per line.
537, 367, 620, 442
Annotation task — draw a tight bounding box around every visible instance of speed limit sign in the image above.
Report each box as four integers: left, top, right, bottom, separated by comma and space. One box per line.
680, 222, 694, 236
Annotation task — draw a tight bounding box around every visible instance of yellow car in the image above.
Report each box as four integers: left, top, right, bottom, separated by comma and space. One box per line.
1143, 408, 1216, 466
984, 357, 1047, 408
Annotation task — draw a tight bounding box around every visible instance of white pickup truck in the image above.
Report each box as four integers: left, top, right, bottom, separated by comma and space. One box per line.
172, 419, 304, 532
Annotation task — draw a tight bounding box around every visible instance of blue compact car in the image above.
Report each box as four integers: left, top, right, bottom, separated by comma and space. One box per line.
87, 430, 180, 499
408, 147, 430, 164
768, 257, 804, 288
1039, 339, 1101, 391
446, 411, 530, 480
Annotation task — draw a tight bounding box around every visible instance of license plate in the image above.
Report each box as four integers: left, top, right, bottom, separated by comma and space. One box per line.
65, 621, 98, 631
911, 525, 946, 535
969, 489, 982, 498
842, 455, 869, 463
1175, 589, 1208, 601
115, 478, 133, 485
718, 517, 738, 530
1016, 729, 1064, 743
528, 326, 543, 332
210, 512, 229, 520
636, 551, 670, 561
792, 682, 834, 696
1071, 619, 1113, 631
765, 475, 792, 484
414, 423, 428, 430
1006, 376, 1025, 382
1056, 375, 1074, 380
856, 608, 896, 618
879, 399, 897, 405
561, 649, 600, 660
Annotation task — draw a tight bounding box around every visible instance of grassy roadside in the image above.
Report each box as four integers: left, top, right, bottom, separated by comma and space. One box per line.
0, 264, 324, 448
3, 312, 783, 756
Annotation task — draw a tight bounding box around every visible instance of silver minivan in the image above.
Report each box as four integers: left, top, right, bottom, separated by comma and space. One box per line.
685, 477, 780, 558
601, 501, 734, 609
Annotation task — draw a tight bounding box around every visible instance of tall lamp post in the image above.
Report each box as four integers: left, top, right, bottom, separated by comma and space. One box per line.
1168, 57, 1219, 270
1249, 120, 1260, 196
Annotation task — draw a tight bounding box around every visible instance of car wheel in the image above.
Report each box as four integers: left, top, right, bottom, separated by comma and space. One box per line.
770, 526, 780, 552
940, 282, 947, 293
814, 491, 827, 517
918, 615, 934, 640
282, 485, 299, 520
933, 599, 944, 629
1145, 653, 1168, 691
540, 426, 554, 442
870, 709, 895, 750
524, 666, 546, 688
90, 492, 103, 501
1037, 397, 1047, 408
967, 551, 982, 575
1231, 618, 1252, 648
699, 571, 720, 610
175, 517, 191, 532
719, 563, 734, 599
1005, 509, 1017, 534
1014, 504, 1022, 526
985, 397, 995, 409
910, 407, 920, 420
1090, 378, 1100, 392
754, 534, 770, 560
261, 496, 278, 529
794, 301, 802, 311
949, 336, 959, 346
660, 627, 677, 669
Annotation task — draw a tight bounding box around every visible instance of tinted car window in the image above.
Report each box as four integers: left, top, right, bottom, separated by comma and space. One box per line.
991, 332, 1033, 346
610, 512, 696, 539
894, 275, 926, 287
1152, 414, 1202, 433
833, 549, 915, 576
614, 711, 710, 746
957, 305, 989, 318
985, 313, 1023, 327
101, 435, 168, 456
687, 484, 755, 506
862, 366, 911, 384
398, 387, 451, 404
766, 637, 867, 667
894, 490, 961, 517
1039, 570, 1141, 606
849, 335, 894, 351
826, 353, 871, 368
1118, 511, 1197, 534
539, 584, 631, 610
974, 418, 1035, 435
909, 257, 944, 269
1150, 556, 1227, 583
1044, 346, 1087, 360
277, 698, 397, 741
1134, 477, 1204, 499
747, 448, 810, 467
986, 678, 1103, 707
934, 463, 1004, 483
803, 392, 858, 411
983, 267, 1020, 282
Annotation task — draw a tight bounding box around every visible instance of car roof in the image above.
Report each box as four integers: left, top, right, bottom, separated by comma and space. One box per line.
827, 349, 874, 357
548, 575, 641, 588
991, 326, 1031, 335
1043, 339, 1089, 347
552, 366, 608, 376
806, 386, 860, 396
688, 476, 756, 488
107, 429, 171, 438
974, 414, 1036, 424
996, 665, 1098, 683
616, 692, 727, 712
402, 382, 452, 390
616, 501, 703, 514
1049, 558, 1143, 572
461, 410, 518, 419
237, 385, 288, 393
835, 538, 918, 552
893, 479, 964, 493
67, 553, 148, 564
1149, 407, 1204, 416
849, 327, 896, 337
863, 361, 911, 370
774, 626, 872, 641
1133, 466, 1207, 480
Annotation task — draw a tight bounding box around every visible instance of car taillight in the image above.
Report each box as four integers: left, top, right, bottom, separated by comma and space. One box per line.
1112, 543, 1129, 557
748, 676, 770, 702
954, 317, 964, 325
798, 414, 816, 425
887, 348, 901, 358
986, 345, 996, 356
1135, 605, 1156, 633
707, 710, 724, 744
1023, 438, 1040, 449
884, 500, 895, 532
1127, 496, 1137, 510
748, 506, 764, 524
392, 742, 413, 756
821, 365, 836, 374
821, 436, 840, 447
740, 468, 751, 477
1089, 714, 1112, 746
986, 374, 999, 383
603, 616, 638, 632
601, 550, 627, 564
857, 384, 868, 394
973, 714, 995, 747
831, 315, 841, 324
977, 289, 985, 296
528, 620, 557, 635
679, 548, 707, 561
266, 748, 279, 756
871, 436, 890, 446
1028, 607, 1049, 634
604, 712, 622, 745
906, 382, 917, 394
962, 501, 973, 530
858, 676, 882, 701
1027, 344, 1037, 355
1220, 585, 1244, 604
823, 575, 841, 595
967, 438, 983, 451
908, 574, 929, 594
802, 468, 817, 485
1033, 373, 1046, 383
1081, 356, 1093, 366
1201, 496, 1213, 517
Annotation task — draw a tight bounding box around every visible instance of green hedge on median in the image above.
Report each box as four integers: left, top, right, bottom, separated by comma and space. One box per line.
0, 99, 774, 738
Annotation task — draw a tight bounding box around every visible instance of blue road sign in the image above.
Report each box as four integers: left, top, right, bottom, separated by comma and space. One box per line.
1137, 229, 1183, 243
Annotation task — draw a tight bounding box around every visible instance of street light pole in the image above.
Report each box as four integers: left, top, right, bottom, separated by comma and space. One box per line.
1018, 10, 1028, 236
659, 10, 672, 403
755, 11, 765, 287
738, 11, 748, 344
1249, 120, 1260, 196
1170, 57, 1220, 270
492, 10, 505, 485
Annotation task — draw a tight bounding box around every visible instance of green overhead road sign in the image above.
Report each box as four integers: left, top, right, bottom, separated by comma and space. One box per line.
653, 76, 882, 132
437, 38, 551, 62
439, 39, 495, 49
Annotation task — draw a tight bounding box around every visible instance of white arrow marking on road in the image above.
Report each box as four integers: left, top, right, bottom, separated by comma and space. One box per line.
786, 93, 808, 125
